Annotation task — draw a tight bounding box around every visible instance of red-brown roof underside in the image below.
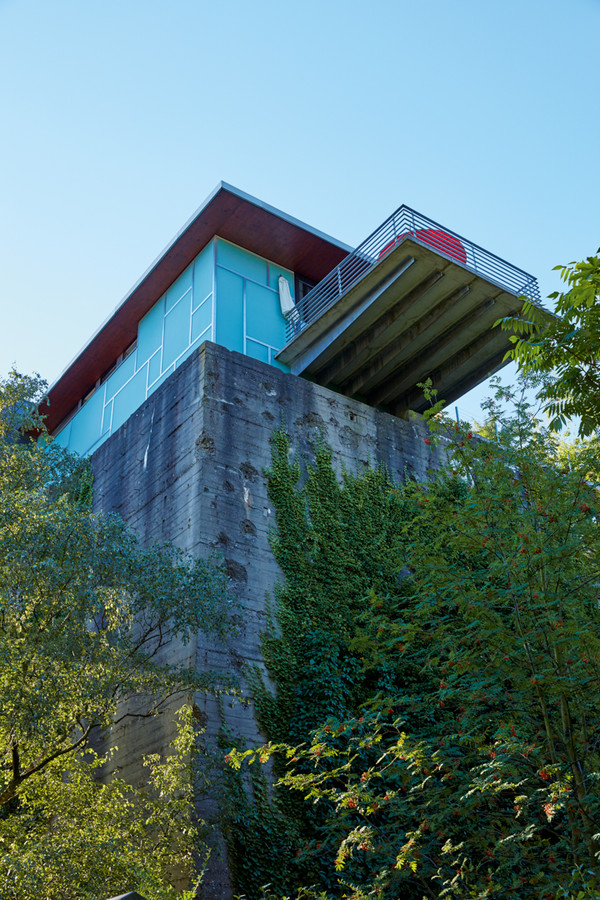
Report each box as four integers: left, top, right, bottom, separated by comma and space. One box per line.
44, 184, 350, 433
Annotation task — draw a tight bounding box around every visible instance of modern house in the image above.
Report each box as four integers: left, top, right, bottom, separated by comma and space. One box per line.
44, 184, 539, 899
46, 183, 538, 456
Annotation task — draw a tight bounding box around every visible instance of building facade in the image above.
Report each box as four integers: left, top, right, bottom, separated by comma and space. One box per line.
45, 184, 539, 898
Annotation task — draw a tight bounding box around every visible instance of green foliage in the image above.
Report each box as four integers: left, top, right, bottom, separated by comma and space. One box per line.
220, 732, 297, 900
0, 371, 235, 899
224, 432, 421, 899
0, 708, 206, 900
496, 252, 600, 436
259, 432, 411, 743
230, 380, 600, 899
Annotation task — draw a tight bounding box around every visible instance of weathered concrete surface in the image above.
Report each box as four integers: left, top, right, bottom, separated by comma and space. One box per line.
90, 341, 444, 898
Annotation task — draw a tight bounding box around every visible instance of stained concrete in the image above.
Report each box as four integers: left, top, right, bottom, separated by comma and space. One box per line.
90, 341, 444, 898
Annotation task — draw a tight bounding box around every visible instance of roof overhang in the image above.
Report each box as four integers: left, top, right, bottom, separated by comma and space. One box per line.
276, 236, 525, 415
44, 183, 351, 433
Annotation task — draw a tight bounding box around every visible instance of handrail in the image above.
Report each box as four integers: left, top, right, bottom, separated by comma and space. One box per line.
285, 205, 540, 342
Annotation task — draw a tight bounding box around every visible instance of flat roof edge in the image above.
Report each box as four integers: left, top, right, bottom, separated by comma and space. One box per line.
48, 183, 351, 395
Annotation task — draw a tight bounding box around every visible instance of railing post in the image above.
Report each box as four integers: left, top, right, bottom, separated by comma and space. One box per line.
337, 266, 343, 297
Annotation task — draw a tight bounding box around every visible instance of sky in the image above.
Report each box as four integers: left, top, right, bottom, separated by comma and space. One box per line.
1, 0, 599, 422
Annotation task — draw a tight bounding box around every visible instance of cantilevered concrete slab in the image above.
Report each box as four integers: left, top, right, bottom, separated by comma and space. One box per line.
276, 208, 538, 416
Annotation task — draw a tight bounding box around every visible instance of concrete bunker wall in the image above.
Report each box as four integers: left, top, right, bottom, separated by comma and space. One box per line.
89, 341, 444, 896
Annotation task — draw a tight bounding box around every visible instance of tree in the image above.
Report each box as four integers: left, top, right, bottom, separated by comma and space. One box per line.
497, 252, 600, 436
230, 379, 600, 899
0, 372, 234, 900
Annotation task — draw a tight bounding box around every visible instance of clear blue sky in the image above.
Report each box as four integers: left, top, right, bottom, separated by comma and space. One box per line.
1, 0, 598, 421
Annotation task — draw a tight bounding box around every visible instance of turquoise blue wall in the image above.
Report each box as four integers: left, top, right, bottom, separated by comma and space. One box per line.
53, 239, 294, 457
215, 239, 292, 369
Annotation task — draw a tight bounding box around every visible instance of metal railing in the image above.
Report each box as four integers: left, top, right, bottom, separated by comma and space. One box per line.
284, 205, 540, 343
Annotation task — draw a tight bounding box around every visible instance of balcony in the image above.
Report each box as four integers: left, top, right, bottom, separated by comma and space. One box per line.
276, 206, 539, 416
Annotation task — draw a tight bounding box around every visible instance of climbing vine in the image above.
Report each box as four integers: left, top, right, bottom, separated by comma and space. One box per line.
228, 383, 600, 900
224, 431, 423, 898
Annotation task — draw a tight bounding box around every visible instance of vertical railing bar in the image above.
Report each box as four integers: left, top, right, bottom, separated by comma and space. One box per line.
281, 204, 540, 345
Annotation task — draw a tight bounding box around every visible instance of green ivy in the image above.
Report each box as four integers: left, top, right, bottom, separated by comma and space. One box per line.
223, 431, 422, 899
227, 381, 600, 899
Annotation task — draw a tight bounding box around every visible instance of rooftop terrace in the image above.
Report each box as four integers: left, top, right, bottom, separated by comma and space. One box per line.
278, 204, 538, 415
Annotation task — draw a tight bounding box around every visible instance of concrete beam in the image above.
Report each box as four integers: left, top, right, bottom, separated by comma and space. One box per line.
313, 269, 445, 387
368, 295, 501, 407
391, 342, 510, 416
341, 283, 472, 398
406, 348, 511, 415
286, 256, 416, 374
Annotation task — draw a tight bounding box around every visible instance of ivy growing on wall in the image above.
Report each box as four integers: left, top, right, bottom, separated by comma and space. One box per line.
227, 381, 600, 899
224, 431, 421, 899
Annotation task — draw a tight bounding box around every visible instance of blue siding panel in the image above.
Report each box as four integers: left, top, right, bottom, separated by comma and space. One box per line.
268, 264, 295, 295
215, 268, 243, 353
137, 297, 164, 366
246, 281, 286, 348
147, 363, 175, 398
163, 292, 192, 367
217, 239, 267, 284
165, 265, 193, 312
193, 242, 214, 308
53, 420, 71, 448
104, 353, 136, 401
102, 400, 113, 435
246, 339, 269, 364
53, 237, 295, 457
192, 297, 213, 343
112, 367, 147, 433
69, 388, 105, 456
147, 350, 161, 387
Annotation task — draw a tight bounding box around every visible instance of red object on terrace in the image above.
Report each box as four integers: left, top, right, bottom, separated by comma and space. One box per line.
378, 228, 467, 265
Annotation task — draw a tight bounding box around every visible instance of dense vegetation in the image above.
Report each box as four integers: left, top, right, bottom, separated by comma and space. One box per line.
6, 250, 600, 899
225, 250, 600, 900
498, 251, 600, 436
0, 373, 234, 900
227, 378, 600, 899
